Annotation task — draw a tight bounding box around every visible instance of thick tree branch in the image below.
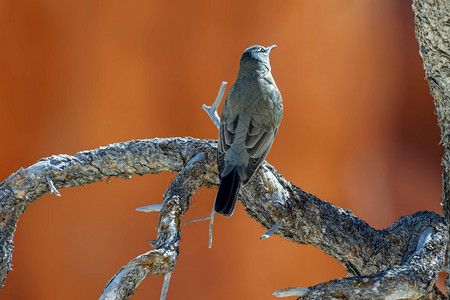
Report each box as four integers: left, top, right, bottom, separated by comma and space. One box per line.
412, 0, 450, 296
242, 165, 445, 277
413, 0, 450, 223
0, 138, 217, 287
0, 137, 446, 298
290, 224, 447, 299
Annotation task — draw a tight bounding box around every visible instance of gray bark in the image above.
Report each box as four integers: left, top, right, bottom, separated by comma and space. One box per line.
412, 0, 450, 296
0, 138, 447, 299
413, 0, 450, 222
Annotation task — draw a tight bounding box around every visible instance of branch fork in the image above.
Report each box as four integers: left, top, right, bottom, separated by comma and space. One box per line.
0, 81, 446, 299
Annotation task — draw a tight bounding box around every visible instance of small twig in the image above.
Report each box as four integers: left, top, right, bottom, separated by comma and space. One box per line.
201, 82, 225, 248
260, 220, 282, 240
181, 215, 211, 226
208, 208, 215, 248
202, 81, 227, 129
45, 175, 61, 197
180, 207, 215, 248
273, 287, 310, 297
160, 272, 172, 300
136, 204, 162, 212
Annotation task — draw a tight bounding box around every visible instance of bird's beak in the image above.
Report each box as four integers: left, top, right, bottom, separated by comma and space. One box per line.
266, 45, 277, 53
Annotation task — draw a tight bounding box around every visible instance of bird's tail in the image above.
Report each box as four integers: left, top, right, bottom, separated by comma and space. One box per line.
214, 168, 241, 217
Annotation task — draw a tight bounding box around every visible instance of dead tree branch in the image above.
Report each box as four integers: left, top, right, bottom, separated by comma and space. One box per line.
412, 0, 450, 296
0, 137, 446, 299
413, 0, 450, 219
100, 152, 211, 299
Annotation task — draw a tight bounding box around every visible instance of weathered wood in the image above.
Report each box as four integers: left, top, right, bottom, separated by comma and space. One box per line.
412, 0, 450, 296
0, 137, 445, 298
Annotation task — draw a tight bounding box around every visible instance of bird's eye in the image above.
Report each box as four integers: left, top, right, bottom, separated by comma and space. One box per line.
259, 48, 265, 52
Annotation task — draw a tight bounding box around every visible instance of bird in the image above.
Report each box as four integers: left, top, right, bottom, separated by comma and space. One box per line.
214, 45, 283, 217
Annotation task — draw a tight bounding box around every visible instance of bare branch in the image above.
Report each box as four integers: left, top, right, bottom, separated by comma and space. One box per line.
0, 137, 446, 298
275, 226, 447, 299
100, 152, 210, 299
202, 81, 227, 128
136, 204, 162, 212
260, 219, 282, 240
413, 0, 450, 229
181, 215, 212, 226
208, 208, 215, 248
412, 0, 450, 295
180, 208, 215, 248
296, 224, 447, 299
160, 272, 172, 300
99, 249, 177, 300
273, 287, 310, 298
0, 138, 217, 287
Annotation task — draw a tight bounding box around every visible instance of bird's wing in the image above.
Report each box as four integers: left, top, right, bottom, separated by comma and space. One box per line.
243, 86, 282, 183
217, 113, 238, 179
244, 122, 277, 183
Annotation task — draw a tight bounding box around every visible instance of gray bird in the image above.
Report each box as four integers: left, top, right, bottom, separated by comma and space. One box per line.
214, 45, 283, 217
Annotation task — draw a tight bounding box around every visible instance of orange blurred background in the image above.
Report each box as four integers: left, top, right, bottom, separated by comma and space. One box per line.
0, 1, 443, 299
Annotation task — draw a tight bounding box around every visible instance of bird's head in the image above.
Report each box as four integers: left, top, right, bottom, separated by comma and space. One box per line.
239, 45, 277, 75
